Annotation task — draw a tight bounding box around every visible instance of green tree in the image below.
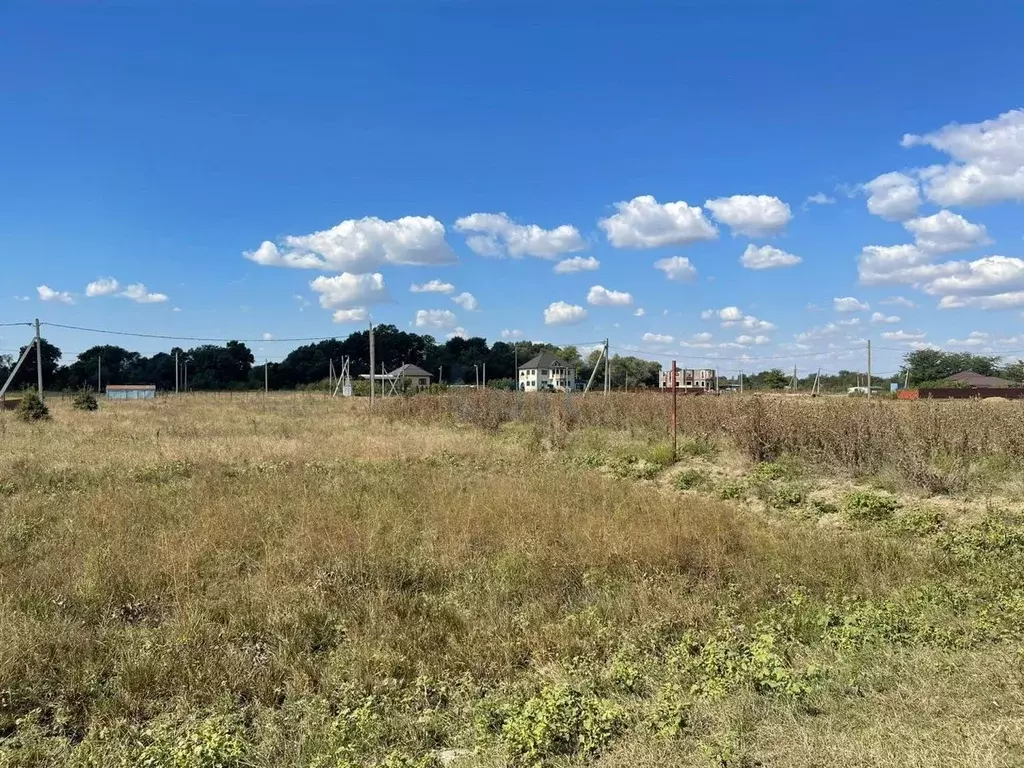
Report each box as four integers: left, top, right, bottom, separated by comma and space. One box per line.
760, 368, 789, 390
901, 349, 1001, 386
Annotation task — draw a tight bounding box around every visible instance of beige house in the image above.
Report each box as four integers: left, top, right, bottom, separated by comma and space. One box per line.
659, 368, 717, 391
518, 352, 577, 392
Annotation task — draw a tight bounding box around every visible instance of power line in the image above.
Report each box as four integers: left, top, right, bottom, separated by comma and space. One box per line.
41, 322, 340, 344
612, 344, 867, 362
0, 322, 32, 328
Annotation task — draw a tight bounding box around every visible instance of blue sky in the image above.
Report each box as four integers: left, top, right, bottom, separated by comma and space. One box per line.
2, 1, 1024, 377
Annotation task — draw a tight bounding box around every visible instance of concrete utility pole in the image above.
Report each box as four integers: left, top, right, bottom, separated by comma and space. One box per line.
184, 362, 188, 393
482, 362, 486, 388
34, 318, 43, 399
739, 368, 744, 394
97, 354, 102, 394
904, 367, 910, 390
369, 321, 375, 407
264, 359, 269, 393
867, 340, 872, 398
604, 338, 610, 395
474, 364, 479, 388
175, 351, 179, 394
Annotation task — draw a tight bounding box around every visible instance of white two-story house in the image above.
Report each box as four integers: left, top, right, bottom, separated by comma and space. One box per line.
518, 352, 577, 392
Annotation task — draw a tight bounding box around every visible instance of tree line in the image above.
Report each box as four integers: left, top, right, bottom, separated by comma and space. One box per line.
0, 327, 662, 392
2, 331, 1017, 393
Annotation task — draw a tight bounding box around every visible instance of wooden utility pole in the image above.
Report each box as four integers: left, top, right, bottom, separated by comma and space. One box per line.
369, 321, 375, 407
671, 360, 678, 461
34, 318, 43, 399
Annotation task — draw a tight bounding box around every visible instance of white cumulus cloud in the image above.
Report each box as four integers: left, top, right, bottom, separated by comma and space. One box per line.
120, 283, 169, 304
501, 329, 523, 339
654, 256, 698, 282
702, 306, 775, 330
634, 308, 645, 317
310, 273, 389, 309
834, 296, 869, 312
447, 327, 468, 340
863, 171, 921, 221
454, 212, 584, 259
882, 329, 927, 341
587, 285, 633, 307
923, 255, 1024, 297
451, 292, 479, 311
599, 195, 717, 248
735, 334, 771, 346
37, 285, 73, 304
740, 244, 802, 270
415, 309, 459, 330
332, 308, 368, 323
903, 210, 990, 254
642, 332, 674, 345
544, 301, 588, 325
245, 215, 457, 273
86, 277, 120, 297
410, 279, 455, 294
704, 195, 792, 237
871, 312, 900, 324
946, 331, 990, 347
938, 292, 1024, 310
903, 109, 1024, 207
553, 256, 599, 274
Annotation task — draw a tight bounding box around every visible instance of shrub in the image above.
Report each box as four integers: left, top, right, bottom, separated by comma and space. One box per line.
16, 392, 49, 422
843, 490, 900, 522
750, 461, 791, 482
677, 434, 719, 459
768, 484, 807, 509
72, 391, 99, 411
648, 442, 677, 467
502, 684, 625, 763
716, 479, 746, 500
675, 468, 709, 491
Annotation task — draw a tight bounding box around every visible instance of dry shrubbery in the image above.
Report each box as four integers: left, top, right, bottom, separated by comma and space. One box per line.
379, 391, 1024, 489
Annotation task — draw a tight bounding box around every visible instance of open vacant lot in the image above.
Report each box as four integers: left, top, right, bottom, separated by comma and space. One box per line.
1, 393, 1022, 766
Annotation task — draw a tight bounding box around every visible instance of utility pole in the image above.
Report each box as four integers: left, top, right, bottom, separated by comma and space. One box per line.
474, 364, 479, 388
264, 359, 268, 393
97, 354, 102, 395
482, 362, 486, 388
670, 360, 678, 461
369, 321, 375, 407
34, 318, 43, 399
183, 362, 188, 393
904, 367, 910, 390
438, 365, 442, 385
867, 340, 872, 398
175, 351, 179, 394
792, 365, 798, 391
604, 338, 610, 395
329, 359, 334, 392
739, 368, 744, 394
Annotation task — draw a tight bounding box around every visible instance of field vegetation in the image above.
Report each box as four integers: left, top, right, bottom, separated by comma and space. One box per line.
0, 392, 1022, 767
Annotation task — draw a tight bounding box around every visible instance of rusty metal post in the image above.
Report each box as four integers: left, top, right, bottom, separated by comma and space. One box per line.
671, 360, 678, 461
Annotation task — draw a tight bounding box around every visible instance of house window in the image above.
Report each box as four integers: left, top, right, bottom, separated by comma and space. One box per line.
419, 378, 427, 386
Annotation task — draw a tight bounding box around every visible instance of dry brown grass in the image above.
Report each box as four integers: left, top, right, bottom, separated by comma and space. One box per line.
0, 395, 1021, 766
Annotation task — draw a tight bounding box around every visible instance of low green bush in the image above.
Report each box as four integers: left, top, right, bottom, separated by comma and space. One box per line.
674, 468, 709, 490
843, 489, 900, 522
769, 484, 807, 509
716, 479, 746, 500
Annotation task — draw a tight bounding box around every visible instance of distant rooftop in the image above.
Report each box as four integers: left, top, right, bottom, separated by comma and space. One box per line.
947, 371, 1013, 388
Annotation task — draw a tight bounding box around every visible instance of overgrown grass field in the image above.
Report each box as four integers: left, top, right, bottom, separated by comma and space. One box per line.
0, 393, 1022, 766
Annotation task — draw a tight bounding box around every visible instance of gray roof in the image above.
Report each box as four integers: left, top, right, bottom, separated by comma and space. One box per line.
389, 363, 433, 378
948, 371, 1013, 388
519, 351, 572, 370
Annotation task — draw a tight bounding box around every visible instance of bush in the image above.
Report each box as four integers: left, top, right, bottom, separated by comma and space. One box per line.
843, 490, 900, 522
16, 392, 49, 422
675, 468, 709, 490
502, 685, 625, 763
72, 391, 99, 411
716, 479, 746, 500
768, 484, 807, 509
648, 442, 677, 467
